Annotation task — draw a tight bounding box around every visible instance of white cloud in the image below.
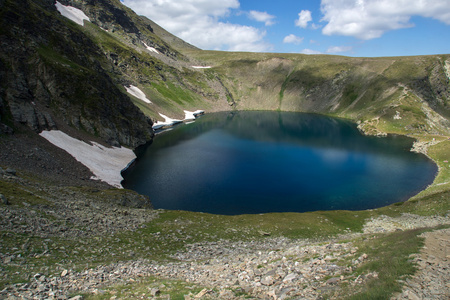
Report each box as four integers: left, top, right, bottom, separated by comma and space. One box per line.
248, 10, 276, 26
300, 49, 322, 55
283, 34, 304, 44
327, 46, 353, 53
321, 0, 450, 40
295, 10, 312, 28
121, 0, 272, 51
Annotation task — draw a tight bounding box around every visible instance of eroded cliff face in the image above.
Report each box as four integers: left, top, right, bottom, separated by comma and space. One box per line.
0, 0, 154, 147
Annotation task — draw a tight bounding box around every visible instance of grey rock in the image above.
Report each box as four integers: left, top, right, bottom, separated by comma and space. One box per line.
326, 277, 340, 285
404, 289, 421, 300
283, 273, 297, 282
0, 194, 8, 205
0, 123, 14, 135
277, 287, 295, 300
5, 168, 16, 176
260, 276, 274, 286
195, 288, 209, 298
150, 288, 160, 296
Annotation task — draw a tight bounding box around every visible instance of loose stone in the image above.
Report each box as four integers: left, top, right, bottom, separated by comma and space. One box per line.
0, 194, 8, 205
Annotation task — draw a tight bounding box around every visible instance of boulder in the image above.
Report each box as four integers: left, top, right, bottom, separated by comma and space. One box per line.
0, 194, 8, 205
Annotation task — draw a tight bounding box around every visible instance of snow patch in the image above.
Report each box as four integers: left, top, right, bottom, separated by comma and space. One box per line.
39, 130, 135, 188
55, 1, 90, 26
153, 111, 204, 130
152, 113, 183, 130
184, 110, 205, 120
125, 85, 151, 104
192, 66, 212, 69
143, 42, 159, 54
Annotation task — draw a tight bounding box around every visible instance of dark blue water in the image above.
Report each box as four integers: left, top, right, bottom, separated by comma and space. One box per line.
122, 111, 437, 215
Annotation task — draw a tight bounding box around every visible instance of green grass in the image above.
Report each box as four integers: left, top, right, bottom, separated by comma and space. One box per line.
0, 180, 52, 207
81, 276, 209, 300
152, 81, 196, 106
411, 139, 450, 199
37, 46, 90, 76
382, 58, 429, 81
340, 227, 439, 300
427, 140, 450, 185
127, 95, 158, 119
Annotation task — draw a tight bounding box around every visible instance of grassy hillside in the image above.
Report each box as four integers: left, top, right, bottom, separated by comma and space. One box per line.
189, 51, 450, 137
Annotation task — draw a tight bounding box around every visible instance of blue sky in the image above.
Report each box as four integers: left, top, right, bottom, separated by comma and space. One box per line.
121, 0, 450, 57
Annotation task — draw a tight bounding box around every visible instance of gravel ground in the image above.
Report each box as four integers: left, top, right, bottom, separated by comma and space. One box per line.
0, 131, 107, 188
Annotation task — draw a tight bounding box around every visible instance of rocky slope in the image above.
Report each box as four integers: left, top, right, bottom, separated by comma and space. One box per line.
0, 169, 448, 299
0, 0, 156, 148
0, 0, 239, 148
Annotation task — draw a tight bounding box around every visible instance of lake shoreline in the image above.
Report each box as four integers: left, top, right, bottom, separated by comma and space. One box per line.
123, 111, 438, 215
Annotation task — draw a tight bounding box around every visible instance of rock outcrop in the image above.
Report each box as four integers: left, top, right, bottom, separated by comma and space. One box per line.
0, 0, 154, 148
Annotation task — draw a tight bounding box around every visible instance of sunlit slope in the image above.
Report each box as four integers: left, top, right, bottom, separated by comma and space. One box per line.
66, 2, 233, 122
191, 51, 450, 135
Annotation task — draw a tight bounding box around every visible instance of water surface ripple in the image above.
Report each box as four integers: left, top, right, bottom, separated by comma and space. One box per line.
122, 111, 436, 215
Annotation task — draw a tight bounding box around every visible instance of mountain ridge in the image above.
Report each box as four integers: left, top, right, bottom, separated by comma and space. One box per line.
2, 0, 449, 147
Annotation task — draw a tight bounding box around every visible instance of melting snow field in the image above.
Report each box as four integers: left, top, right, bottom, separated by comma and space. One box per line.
40, 130, 136, 188
191, 66, 212, 69
152, 113, 183, 130
143, 42, 159, 54
152, 111, 205, 130
55, 1, 90, 26
125, 85, 152, 103
184, 110, 204, 120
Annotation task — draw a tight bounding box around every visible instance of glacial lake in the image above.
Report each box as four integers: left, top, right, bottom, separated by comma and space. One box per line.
122, 111, 437, 215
